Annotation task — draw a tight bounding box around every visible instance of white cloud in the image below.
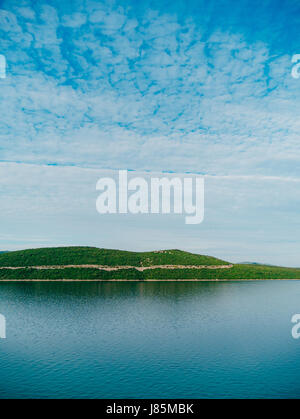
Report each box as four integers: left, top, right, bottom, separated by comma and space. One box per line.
0, 162, 300, 266
1, 0, 300, 263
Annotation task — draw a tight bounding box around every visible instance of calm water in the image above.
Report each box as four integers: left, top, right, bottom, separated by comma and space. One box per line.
0, 281, 300, 399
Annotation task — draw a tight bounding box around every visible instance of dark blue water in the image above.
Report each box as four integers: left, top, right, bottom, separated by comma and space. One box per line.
0, 281, 300, 399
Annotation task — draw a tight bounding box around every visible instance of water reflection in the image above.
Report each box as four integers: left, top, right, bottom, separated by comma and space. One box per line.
0, 281, 300, 399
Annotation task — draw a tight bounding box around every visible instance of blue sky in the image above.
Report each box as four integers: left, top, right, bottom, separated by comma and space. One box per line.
1, 0, 300, 266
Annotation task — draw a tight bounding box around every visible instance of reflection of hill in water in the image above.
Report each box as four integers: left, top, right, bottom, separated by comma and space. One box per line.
0, 281, 242, 303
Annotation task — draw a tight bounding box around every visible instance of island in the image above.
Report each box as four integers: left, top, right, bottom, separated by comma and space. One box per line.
0, 247, 300, 281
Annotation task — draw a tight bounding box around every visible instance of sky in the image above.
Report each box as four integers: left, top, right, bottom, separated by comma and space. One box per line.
1, 0, 300, 266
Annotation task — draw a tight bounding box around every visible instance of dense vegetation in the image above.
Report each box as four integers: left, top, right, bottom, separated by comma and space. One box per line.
1, 264, 300, 281
0, 247, 229, 267
0, 247, 299, 280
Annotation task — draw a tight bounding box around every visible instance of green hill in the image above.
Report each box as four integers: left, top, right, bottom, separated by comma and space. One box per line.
0, 247, 300, 281
0, 247, 228, 268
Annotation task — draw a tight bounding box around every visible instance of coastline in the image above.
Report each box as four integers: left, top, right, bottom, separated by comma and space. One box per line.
0, 264, 233, 271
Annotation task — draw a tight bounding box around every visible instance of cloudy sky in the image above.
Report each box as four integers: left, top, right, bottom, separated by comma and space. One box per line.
1, 0, 300, 266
